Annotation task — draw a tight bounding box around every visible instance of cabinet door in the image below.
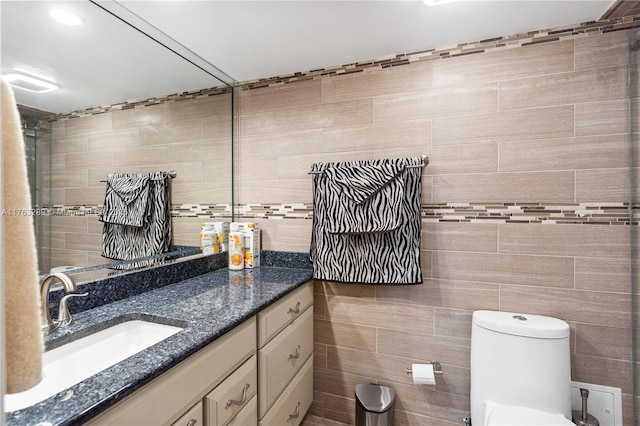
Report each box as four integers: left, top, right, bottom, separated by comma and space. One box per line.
205, 355, 257, 426
171, 401, 203, 426
258, 307, 313, 419
258, 358, 313, 426
257, 282, 313, 348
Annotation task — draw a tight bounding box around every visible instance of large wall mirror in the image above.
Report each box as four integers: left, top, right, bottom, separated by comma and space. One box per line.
1, 0, 235, 280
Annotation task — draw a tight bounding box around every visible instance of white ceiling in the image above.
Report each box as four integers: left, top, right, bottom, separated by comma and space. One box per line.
1, 0, 616, 115
1, 1, 221, 114
121, 0, 616, 82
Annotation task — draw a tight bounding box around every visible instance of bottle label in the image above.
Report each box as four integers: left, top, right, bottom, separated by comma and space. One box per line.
228, 231, 245, 270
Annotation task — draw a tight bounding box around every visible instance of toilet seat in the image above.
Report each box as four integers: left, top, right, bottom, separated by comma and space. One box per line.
486, 404, 575, 426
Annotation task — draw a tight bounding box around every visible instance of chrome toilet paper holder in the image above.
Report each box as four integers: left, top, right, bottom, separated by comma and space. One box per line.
406, 361, 443, 375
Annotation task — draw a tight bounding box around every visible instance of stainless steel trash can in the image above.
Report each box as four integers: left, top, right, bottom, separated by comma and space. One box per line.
355, 384, 395, 426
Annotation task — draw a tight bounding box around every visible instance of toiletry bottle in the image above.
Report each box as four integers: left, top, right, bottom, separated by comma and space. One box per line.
228, 231, 245, 270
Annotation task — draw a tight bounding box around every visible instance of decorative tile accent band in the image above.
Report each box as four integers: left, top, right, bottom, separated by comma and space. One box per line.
421, 202, 635, 225
235, 202, 638, 225
44, 204, 233, 219
44, 12, 639, 121
238, 14, 640, 89
44, 85, 232, 122
236, 203, 313, 220
171, 204, 233, 218
43, 203, 638, 225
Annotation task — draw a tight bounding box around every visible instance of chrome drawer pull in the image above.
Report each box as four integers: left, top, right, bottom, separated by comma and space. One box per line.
287, 402, 301, 422
225, 383, 250, 409
288, 345, 301, 361
287, 302, 301, 314
186, 420, 197, 426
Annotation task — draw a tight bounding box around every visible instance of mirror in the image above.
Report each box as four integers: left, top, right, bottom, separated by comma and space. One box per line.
1, 0, 235, 278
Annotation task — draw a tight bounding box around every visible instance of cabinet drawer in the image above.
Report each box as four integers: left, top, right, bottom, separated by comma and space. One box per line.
228, 395, 256, 426
171, 401, 203, 426
259, 357, 313, 426
258, 282, 313, 348
205, 355, 257, 426
258, 307, 313, 419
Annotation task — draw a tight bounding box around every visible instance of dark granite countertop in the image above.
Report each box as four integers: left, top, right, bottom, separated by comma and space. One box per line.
6, 265, 313, 426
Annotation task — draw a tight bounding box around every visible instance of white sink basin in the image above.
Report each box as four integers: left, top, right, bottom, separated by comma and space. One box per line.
4, 319, 182, 412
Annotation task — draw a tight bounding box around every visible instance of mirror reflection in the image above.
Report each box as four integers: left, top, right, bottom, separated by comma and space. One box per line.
1, 1, 234, 278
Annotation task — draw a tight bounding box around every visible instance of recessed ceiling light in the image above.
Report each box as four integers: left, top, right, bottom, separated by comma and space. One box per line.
3, 73, 59, 93
50, 8, 82, 26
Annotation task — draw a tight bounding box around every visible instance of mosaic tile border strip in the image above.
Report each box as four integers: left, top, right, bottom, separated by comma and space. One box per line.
236, 203, 313, 220
42, 203, 638, 225
45, 85, 232, 122
43, 13, 640, 120
421, 202, 635, 225
44, 202, 638, 225
235, 202, 638, 225
171, 204, 233, 218
239, 13, 640, 90
45, 204, 233, 219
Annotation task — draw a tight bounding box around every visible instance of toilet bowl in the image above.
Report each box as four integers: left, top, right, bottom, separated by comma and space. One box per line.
470, 310, 572, 426
484, 402, 575, 426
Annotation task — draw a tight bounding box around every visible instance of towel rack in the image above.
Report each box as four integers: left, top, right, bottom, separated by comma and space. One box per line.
100, 170, 177, 182
307, 155, 428, 175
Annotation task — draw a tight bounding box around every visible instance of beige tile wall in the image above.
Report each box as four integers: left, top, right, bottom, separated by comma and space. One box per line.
48, 93, 232, 269
237, 30, 637, 425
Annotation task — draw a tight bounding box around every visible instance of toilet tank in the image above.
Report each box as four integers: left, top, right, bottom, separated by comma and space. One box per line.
470, 310, 571, 425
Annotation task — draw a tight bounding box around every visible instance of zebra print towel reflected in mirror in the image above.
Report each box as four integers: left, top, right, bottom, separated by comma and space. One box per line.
101, 172, 172, 269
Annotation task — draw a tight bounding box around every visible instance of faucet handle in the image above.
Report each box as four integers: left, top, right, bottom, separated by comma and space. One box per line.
57, 292, 88, 326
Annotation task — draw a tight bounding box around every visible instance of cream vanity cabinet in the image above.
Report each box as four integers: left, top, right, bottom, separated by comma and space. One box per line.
86, 282, 313, 426
257, 282, 314, 426
87, 316, 257, 426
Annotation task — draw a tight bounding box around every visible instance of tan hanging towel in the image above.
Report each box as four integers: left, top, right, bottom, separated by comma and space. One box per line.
2, 78, 44, 393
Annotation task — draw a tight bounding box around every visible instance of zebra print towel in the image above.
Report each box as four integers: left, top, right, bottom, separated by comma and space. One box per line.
101, 172, 172, 265
310, 157, 423, 284
101, 175, 150, 227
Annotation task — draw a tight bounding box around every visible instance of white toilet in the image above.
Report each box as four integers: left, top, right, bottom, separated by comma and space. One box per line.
470, 310, 575, 426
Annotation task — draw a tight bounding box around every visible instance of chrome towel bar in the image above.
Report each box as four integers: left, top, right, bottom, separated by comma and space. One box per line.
100, 170, 176, 182
308, 155, 428, 175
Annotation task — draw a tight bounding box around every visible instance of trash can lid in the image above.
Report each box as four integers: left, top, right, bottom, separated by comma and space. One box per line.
355, 384, 396, 413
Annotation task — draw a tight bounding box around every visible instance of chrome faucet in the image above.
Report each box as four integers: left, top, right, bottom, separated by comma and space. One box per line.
40, 272, 88, 333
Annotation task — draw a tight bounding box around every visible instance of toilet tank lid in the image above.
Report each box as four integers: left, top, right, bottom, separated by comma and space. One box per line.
473, 310, 569, 339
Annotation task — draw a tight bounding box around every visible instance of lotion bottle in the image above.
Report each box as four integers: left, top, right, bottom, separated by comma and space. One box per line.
228, 231, 245, 270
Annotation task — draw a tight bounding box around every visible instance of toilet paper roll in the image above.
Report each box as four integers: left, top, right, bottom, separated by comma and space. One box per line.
411, 363, 436, 385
